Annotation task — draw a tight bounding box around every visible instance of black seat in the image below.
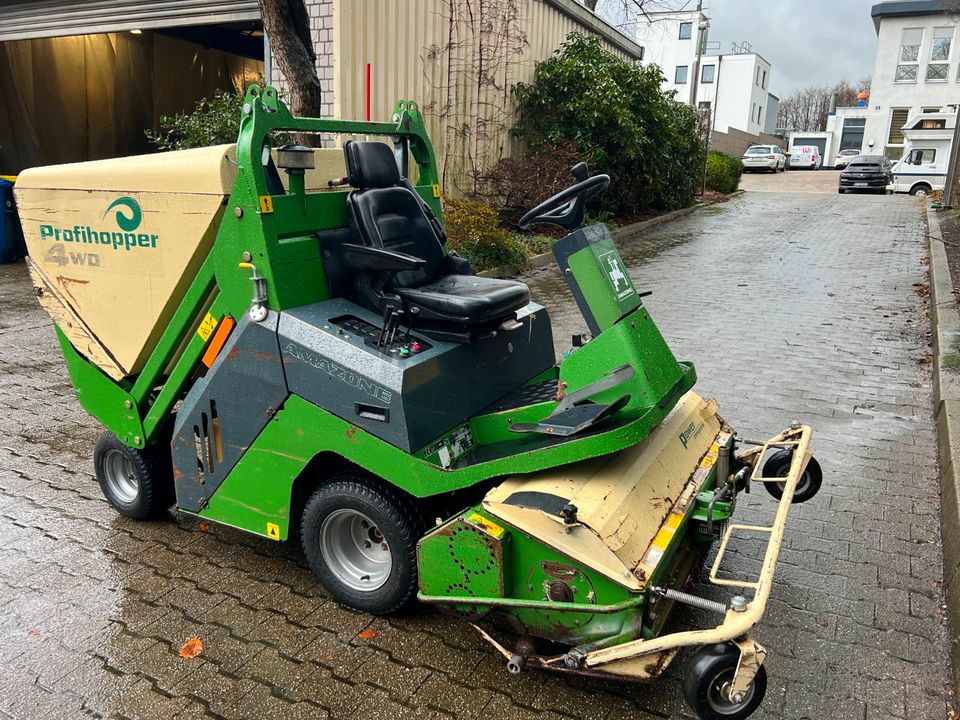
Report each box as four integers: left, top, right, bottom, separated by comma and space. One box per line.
343, 140, 529, 327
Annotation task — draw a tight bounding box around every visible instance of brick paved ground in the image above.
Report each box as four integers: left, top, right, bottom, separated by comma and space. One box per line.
739, 166, 842, 194
0, 189, 952, 719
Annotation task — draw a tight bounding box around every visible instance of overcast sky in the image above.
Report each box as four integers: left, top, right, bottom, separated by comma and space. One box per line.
702, 0, 879, 97
598, 0, 880, 98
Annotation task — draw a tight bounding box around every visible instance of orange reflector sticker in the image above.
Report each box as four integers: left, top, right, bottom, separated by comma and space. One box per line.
201, 316, 235, 368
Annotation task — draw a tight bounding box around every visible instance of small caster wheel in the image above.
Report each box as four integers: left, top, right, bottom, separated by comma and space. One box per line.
684, 643, 767, 720
761, 449, 822, 503
94, 431, 174, 520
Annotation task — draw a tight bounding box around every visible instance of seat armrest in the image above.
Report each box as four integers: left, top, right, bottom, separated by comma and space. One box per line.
341, 243, 426, 272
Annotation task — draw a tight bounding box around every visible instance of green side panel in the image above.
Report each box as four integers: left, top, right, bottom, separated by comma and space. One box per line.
201, 382, 705, 540
417, 511, 506, 606
566, 235, 641, 332
55, 326, 145, 443
422, 507, 638, 644
559, 306, 690, 415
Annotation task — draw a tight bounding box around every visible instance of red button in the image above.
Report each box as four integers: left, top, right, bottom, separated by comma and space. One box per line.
411, 342, 422, 352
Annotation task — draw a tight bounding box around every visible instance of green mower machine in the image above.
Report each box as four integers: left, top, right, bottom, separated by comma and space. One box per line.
17, 86, 823, 720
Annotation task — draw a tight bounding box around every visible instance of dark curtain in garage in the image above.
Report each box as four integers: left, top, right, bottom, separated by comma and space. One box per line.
0, 32, 263, 174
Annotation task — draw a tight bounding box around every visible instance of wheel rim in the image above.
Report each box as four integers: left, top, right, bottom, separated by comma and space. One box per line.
319, 509, 392, 591
706, 668, 755, 714
103, 449, 139, 505
916, 188, 928, 196
777, 469, 812, 496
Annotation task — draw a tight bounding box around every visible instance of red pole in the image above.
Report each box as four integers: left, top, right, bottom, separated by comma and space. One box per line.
365, 63, 371, 121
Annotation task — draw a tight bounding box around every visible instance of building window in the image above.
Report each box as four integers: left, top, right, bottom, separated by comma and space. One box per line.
887, 108, 910, 144
752, 102, 756, 122
921, 118, 946, 128
762, 69, 767, 88
698, 101, 711, 110
701, 64, 715, 83
679, 22, 692, 39
675, 65, 688, 84
755, 67, 760, 86
758, 105, 763, 123
927, 62, 949, 80
932, 27, 954, 60
897, 28, 923, 81
924, 106, 942, 112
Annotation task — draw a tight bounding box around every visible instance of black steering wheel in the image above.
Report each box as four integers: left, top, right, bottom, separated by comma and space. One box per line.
518, 170, 610, 231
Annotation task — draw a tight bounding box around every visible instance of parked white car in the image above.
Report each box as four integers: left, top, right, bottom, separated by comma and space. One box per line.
834, 149, 860, 169
789, 145, 822, 170
741, 145, 787, 173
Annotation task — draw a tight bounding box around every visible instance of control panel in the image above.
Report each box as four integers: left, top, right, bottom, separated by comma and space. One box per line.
330, 315, 432, 359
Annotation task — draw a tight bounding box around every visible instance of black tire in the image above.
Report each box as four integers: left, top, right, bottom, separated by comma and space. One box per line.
909, 183, 931, 196
838, 188, 845, 194
684, 643, 767, 720
761, 449, 822, 503
93, 431, 174, 520
301, 474, 422, 615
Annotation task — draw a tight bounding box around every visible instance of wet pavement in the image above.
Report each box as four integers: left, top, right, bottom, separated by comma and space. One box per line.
738, 166, 842, 194
0, 189, 952, 719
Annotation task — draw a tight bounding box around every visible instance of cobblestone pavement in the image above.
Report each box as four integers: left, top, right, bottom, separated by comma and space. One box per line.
0, 189, 952, 720
739, 166, 841, 194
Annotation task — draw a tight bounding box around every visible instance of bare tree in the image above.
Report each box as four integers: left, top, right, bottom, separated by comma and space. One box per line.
776, 79, 870, 131
258, 0, 322, 118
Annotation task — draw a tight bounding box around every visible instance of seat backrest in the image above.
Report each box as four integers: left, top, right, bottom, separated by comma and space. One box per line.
344, 140, 444, 288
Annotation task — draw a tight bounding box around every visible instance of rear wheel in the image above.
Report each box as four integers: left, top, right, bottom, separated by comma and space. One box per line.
94, 432, 174, 519
684, 643, 767, 720
838, 188, 845, 194
301, 474, 422, 615
761, 449, 822, 503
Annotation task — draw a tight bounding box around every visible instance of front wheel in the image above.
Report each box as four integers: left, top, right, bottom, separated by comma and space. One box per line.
94, 432, 174, 519
684, 643, 767, 720
301, 474, 422, 615
761, 449, 822, 503
910, 184, 931, 196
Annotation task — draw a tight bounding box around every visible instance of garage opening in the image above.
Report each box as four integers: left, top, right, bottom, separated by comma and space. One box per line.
0, 22, 264, 173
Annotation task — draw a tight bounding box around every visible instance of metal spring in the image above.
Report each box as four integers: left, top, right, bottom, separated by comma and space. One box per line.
654, 587, 728, 615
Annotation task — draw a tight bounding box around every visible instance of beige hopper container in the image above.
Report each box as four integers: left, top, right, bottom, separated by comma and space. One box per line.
15, 145, 237, 380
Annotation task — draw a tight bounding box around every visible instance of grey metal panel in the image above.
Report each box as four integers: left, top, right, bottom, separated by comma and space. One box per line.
171, 311, 288, 513
280, 299, 555, 453
0, 0, 260, 41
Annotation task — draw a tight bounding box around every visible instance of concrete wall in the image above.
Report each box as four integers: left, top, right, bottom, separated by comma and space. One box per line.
866, 12, 959, 159
709, 126, 784, 157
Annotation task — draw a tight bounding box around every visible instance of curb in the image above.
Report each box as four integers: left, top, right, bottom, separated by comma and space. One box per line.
479, 192, 739, 279
925, 206, 960, 687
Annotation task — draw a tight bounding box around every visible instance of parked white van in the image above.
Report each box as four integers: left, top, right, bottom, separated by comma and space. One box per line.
888, 109, 956, 196
789, 145, 822, 170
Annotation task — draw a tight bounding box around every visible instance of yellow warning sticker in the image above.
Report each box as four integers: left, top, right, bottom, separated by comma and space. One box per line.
466, 512, 505, 539
266, 522, 281, 540
258, 195, 274, 214
432, 183, 441, 198
196, 313, 219, 342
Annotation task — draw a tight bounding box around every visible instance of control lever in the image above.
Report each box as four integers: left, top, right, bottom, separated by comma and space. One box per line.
404, 307, 420, 341
377, 304, 392, 348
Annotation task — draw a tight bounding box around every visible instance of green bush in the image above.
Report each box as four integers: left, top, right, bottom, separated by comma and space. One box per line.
146, 89, 244, 151
444, 198, 528, 272
512, 33, 704, 216
704, 151, 743, 194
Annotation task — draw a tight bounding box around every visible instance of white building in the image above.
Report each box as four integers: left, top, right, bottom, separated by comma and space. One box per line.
634, 11, 775, 136
864, 0, 960, 159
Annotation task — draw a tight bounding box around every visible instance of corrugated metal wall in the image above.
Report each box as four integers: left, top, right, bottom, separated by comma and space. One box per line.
335, 0, 641, 196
